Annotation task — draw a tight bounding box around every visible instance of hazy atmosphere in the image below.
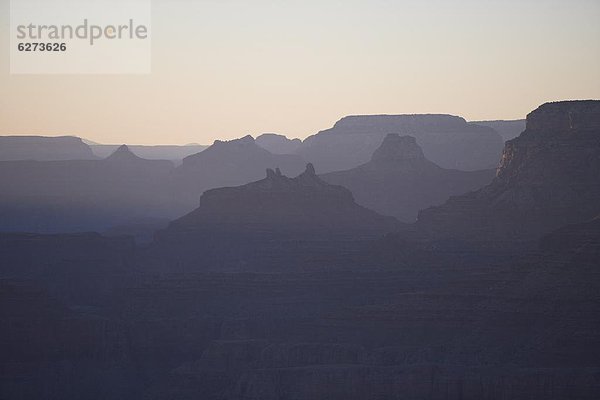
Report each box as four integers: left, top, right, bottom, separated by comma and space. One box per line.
1, 1, 600, 399
1, 0, 599, 144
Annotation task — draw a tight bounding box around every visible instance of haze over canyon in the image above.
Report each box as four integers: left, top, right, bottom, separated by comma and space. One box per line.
1, 101, 599, 399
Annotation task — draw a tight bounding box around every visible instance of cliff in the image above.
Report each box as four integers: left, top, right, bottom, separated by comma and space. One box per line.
296, 114, 504, 172
416, 101, 600, 242
0, 135, 97, 161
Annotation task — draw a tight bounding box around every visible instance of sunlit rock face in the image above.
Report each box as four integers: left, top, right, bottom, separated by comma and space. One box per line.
322, 134, 495, 222
416, 100, 600, 242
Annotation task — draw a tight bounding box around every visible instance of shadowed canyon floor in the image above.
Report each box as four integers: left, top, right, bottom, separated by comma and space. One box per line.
1, 226, 599, 399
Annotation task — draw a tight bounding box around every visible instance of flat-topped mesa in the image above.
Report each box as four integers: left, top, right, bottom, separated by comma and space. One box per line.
497, 100, 600, 184
333, 114, 469, 131
370, 134, 426, 165
0, 135, 97, 161
297, 113, 503, 172
416, 100, 600, 242
524, 100, 600, 134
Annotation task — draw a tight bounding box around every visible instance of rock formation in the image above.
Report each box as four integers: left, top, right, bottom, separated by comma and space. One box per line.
296, 114, 504, 173
164, 163, 399, 237
0, 135, 97, 161
89, 143, 207, 165
321, 134, 495, 222
153, 164, 400, 271
416, 101, 600, 242
0, 145, 175, 234
470, 119, 526, 141
171, 135, 306, 210
256, 133, 302, 154
2, 102, 600, 400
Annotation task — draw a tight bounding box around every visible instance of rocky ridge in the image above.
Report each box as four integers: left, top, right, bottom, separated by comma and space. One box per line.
163, 163, 400, 237
416, 100, 600, 242
322, 134, 495, 222
0, 135, 97, 161
256, 133, 302, 154
153, 164, 400, 271
296, 114, 504, 172
171, 135, 306, 210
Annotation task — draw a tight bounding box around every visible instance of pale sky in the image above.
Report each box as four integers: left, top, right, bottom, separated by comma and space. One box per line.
1, 0, 599, 145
